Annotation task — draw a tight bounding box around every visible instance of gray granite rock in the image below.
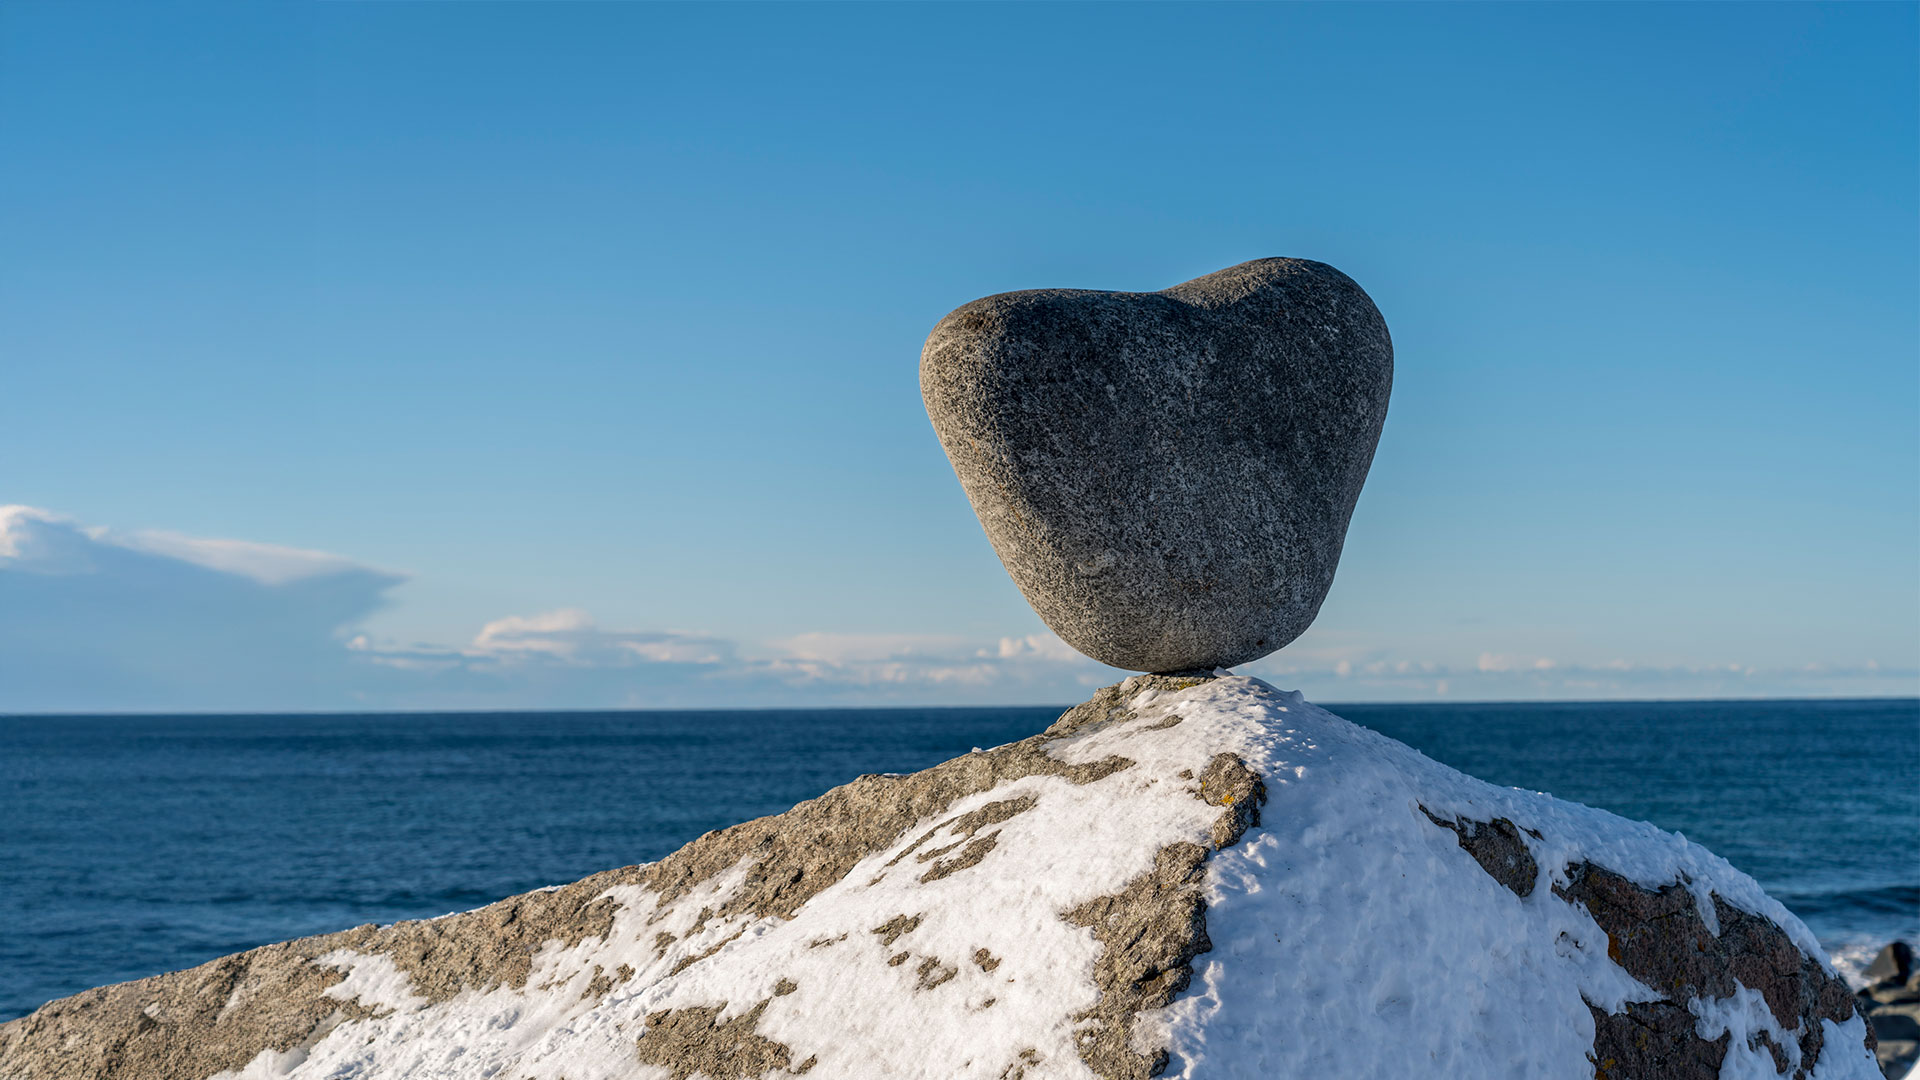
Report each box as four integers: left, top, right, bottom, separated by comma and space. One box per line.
0, 673, 1235, 1080
920, 258, 1392, 672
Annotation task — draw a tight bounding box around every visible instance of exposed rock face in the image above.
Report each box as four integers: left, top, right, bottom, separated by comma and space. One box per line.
920, 258, 1392, 673
1431, 812, 1861, 1079
0, 677, 1878, 1080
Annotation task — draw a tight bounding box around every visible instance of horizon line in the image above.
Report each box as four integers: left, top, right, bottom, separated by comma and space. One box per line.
5, 692, 1916, 720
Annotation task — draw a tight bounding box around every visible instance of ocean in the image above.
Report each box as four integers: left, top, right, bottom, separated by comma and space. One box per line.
2, 696, 1914, 1022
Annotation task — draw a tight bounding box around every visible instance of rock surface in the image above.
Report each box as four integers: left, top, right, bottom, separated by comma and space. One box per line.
1856, 942, 1920, 1078
0, 676, 1879, 1080
920, 258, 1392, 672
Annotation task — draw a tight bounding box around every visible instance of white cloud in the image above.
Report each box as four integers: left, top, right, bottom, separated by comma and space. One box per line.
472, 609, 594, 656
336, 613, 1107, 710
108, 530, 378, 586
990, 633, 1083, 663
0, 505, 404, 712
468, 609, 732, 667
0, 505, 103, 572
1475, 652, 1557, 673
0, 505, 392, 585
769, 632, 970, 664
1245, 648, 1917, 703
0, 505, 57, 557
5, 505, 1913, 712
745, 629, 1107, 698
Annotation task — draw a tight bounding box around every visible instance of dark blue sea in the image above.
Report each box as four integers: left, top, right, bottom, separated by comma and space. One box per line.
2, 696, 1915, 1022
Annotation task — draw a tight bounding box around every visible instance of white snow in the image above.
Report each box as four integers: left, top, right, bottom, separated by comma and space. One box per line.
208, 676, 1883, 1079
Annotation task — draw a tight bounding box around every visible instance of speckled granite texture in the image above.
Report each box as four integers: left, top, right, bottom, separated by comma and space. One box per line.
920, 257, 1393, 672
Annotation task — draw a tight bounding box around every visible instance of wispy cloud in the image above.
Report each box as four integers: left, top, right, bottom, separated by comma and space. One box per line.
334, 613, 1111, 710
468, 609, 734, 666
768, 632, 970, 664
3, 505, 1913, 712
1246, 646, 1915, 703
0, 506, 1113, 710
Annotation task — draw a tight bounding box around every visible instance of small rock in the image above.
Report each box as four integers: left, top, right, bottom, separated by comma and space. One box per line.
1875, 1036, 1919, 1079
1866, 942, 1915, 989
1871, 1003, 1920, 1042
1867, 981, 1920, 1007
921, 258, 1392, 672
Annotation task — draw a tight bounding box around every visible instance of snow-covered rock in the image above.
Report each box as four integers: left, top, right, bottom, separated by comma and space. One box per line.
0, 675, 1881, 1080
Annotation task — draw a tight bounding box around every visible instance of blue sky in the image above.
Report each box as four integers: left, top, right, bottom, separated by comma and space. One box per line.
3, 2, 1914, 711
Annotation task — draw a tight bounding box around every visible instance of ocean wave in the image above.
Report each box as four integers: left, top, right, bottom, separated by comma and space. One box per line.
1826, 939, 1917, 991
1780, 882, 1920, 920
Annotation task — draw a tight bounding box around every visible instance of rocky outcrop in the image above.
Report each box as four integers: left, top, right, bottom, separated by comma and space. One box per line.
920, 258, 1392, 673
1432, 812, 1860, 1078
0, 676, 1880, 1079
1856, 942, 1920, 1077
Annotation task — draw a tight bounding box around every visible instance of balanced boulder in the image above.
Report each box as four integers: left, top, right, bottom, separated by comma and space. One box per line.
920, 258, 1392, 673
